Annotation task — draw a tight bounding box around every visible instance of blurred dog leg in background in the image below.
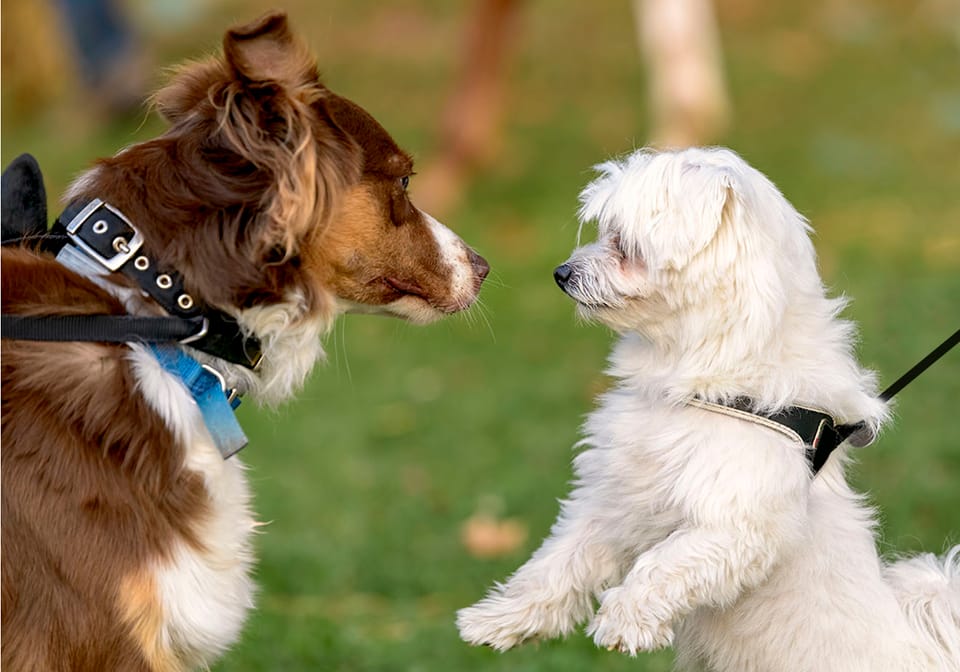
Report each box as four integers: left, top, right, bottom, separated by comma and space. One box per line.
415, 0, 523, 216
635, 0, 731, 149
52, 0, 147, 116
417, 0, 731, 216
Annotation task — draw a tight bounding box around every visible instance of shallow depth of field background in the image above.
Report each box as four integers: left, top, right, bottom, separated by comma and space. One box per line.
2, 1, 958, 670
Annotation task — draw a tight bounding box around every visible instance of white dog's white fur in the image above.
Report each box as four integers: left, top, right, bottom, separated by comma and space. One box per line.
457, 147, 960, 671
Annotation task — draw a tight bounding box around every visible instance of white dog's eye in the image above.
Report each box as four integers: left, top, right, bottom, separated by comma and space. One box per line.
610, 233, 627, 259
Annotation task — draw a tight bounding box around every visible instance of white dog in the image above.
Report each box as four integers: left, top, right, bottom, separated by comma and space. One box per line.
458, 147, 960, 671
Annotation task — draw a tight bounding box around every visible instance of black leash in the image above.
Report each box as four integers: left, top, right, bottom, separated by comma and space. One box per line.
801, 327, 958, 473
833, 328, 960, 443
874, 328, 960, 403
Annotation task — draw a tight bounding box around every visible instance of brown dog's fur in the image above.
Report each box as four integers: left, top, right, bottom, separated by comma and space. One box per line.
3, 248, 205, 671
2, 12, 487, 671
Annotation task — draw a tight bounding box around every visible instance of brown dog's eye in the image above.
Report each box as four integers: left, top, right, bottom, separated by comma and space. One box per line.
265, 244, 287, 264
400, 175, 410, 190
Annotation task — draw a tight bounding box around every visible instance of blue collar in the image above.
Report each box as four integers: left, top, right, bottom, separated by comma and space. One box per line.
149, 345, 248, 459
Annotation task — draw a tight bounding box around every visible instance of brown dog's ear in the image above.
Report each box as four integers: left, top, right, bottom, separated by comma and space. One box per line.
223, 11, 314, 87
153, 59, 223, 123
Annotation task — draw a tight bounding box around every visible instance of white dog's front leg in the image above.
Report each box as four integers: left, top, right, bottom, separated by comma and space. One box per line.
589, 524, 782, 655
458, 509, 619, 651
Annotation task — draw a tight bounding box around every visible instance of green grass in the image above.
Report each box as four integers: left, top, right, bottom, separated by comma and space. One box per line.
3, 1, 958, 670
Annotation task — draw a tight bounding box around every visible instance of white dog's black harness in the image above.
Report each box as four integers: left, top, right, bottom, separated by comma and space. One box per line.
690, 327, 959, 475
687, 398, 851, 474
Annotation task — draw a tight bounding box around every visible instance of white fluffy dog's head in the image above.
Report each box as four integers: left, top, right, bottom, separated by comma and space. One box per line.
557, 147, 820, 337
556, 146, 887, 428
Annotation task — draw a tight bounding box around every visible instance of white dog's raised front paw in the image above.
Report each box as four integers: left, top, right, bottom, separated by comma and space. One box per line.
457, 592, 582, 651
587, 587, 674, 656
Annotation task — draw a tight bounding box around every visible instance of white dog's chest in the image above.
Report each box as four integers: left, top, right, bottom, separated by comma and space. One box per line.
578, 401, 692, 490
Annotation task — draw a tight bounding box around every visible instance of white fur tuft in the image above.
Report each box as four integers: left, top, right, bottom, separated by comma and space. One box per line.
884, 547, 960, 671
234, 293, 328, 406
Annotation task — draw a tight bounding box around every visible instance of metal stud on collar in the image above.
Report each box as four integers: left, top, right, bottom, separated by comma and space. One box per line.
156, 274, 173, 289
112, 237, 131, 255
92, 219, 109, 234
134, 255, 150, 271
177, 294, 194, 310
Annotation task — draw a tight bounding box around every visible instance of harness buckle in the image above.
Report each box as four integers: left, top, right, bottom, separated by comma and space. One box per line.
178, 317, 209, 345
64, 199, 144, 271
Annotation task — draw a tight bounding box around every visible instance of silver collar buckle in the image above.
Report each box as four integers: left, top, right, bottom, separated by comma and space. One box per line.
64, 198, 144, 272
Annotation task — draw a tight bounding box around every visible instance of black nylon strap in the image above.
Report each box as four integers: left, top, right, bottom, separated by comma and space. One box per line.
763, 405, 840, 474
811, 421, 843, 473
1, 314, 205, 343
2, 165, 262, 368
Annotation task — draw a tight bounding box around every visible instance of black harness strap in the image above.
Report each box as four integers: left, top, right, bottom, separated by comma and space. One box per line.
713, 327, 960, 475
701, 398, 839, 474
1, 314, 206, 343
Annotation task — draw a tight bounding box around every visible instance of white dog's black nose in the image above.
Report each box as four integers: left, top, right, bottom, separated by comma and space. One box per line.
553, 264, 573, 289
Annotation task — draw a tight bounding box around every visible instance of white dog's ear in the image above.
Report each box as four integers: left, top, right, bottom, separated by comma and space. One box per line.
578, 159, 626, 228
645, 161, 736, 272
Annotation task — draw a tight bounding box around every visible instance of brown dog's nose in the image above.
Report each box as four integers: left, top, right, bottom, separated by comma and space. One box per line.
468, 248, 490, 282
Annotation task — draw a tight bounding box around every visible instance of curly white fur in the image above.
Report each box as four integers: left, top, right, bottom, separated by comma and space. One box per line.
458, 147, 960, 671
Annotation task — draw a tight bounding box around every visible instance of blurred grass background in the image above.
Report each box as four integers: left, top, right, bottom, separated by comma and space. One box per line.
2, 1, 959, 670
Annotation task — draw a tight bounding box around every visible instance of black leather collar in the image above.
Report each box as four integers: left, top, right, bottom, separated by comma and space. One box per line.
40, 199, 263, 369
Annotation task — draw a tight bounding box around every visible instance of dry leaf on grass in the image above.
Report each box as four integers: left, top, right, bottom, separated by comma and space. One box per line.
460, 513, 528, 559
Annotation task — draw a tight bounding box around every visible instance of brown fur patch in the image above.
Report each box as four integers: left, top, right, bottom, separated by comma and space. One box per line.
310, 182, 460, 312
1, 251, 207, 670
119, 572, 182, 672
308, 94, 490, 314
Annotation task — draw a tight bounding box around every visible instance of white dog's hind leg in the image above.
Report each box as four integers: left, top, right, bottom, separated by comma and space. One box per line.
457, 510, 620, 650
883, 546, 960, 671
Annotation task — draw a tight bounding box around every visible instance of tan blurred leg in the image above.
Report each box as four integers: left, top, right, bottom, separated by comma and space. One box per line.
635, 0, 731, 148
416, 0, 523, 216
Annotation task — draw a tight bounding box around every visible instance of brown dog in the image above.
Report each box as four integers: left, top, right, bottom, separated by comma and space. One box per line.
1, 12, 487, 671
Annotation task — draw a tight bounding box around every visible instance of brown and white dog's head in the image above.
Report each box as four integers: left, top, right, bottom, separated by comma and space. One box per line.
69, 12, 488, 402
314, 94, 489, 325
